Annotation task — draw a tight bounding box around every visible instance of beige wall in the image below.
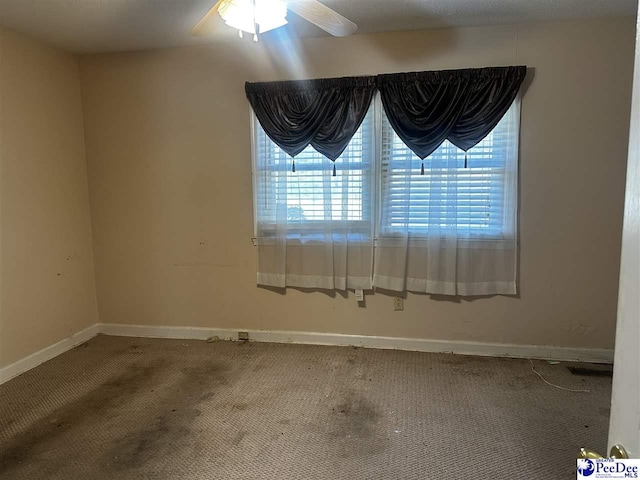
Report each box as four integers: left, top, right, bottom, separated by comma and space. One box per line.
0, 28, 99, 368
79, 17, 635, 349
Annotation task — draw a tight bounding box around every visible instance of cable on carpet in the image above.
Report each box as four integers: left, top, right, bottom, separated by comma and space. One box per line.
528, 359, 590, 393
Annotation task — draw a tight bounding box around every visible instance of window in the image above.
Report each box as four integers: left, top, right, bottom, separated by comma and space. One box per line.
378, 98, 519, 239
248, 68, 523, 294
253, 96, 518, 241
253, 107, 374, 239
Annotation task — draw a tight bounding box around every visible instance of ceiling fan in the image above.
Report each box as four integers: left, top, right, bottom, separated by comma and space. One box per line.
191, 0, 357, 41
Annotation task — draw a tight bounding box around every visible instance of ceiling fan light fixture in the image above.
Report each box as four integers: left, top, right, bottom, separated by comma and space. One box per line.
219, 0, 288, 35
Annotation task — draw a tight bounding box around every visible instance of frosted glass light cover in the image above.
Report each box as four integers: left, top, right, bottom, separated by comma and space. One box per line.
220, 0, 288, 34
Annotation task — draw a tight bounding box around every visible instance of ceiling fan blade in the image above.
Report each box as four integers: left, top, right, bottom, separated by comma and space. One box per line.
287, 0, 357, 37
191, 0, 226, 37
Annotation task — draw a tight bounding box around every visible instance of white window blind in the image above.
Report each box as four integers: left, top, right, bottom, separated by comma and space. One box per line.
254, 107, 374, 238
379, 99, 519, 239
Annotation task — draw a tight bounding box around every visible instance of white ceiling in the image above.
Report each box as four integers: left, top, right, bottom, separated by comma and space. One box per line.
0, 0, 636, 54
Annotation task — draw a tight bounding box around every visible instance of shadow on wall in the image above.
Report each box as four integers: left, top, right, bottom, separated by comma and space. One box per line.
258, 284, 348, 299
257, 284, 519, 304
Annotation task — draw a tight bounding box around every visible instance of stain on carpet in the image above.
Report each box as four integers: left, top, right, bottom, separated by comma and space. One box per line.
329, 392, 386, 457
0, 363, 165, 476
103, 360, 230, 473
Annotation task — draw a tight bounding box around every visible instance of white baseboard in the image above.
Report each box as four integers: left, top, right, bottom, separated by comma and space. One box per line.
0, 322, 613, 386
0, 324, 100, 385
98, 323, 614, 364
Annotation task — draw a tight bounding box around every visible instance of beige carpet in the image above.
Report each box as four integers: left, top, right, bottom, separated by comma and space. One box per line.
0, 335, 611, 479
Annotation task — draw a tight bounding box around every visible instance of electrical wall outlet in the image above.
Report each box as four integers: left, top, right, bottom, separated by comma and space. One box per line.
238, 331, 249, 341
355, 289, 364, 302
393, 296, 404, 311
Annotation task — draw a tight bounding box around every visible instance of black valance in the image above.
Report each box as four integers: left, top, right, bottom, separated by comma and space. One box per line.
245, 76, 376, 161
245, 66, 526, 162
377, 66, 527, 159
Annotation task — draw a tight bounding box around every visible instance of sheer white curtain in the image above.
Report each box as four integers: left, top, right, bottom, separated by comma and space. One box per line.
373, 97, 520, 296
253, 108, 374, 290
